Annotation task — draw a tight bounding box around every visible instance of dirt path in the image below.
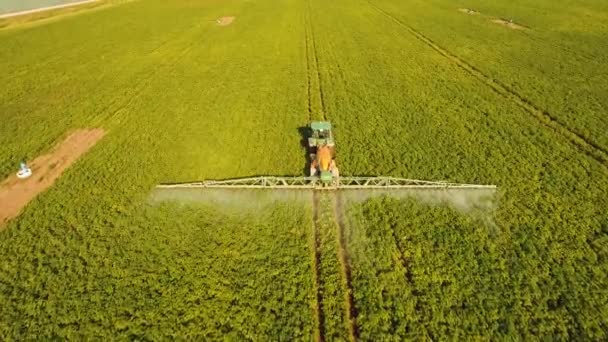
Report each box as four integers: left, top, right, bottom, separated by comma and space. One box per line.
0, 128, 105, 226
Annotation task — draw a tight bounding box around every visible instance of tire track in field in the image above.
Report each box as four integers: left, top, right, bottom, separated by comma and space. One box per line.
388, 222, 426, 337
306, 2, 356, 334
389, 222, 414, 285
304, 14, 314, 122
367, 1, 608, 169
311, 192, 326, 342
306, 7, 328, 338
332, 193, 360, 341
305, 0, 327, 120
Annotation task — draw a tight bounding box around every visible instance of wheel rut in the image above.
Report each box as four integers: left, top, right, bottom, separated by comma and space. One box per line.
305, 16, 314, 122
332, 193, 360, 341
389, 222, 413, 285
305, 1, 356, 338
311, 192, 326, 342
367, 1, 608, 169
305, 0, 327, 120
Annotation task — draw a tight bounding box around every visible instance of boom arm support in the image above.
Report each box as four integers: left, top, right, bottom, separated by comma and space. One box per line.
156, 176, 496, 190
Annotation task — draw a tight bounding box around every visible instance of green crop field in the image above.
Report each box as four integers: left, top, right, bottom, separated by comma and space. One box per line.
1, 0, 607, 339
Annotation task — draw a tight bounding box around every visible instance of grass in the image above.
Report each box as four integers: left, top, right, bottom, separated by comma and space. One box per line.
1, 0, 607, 339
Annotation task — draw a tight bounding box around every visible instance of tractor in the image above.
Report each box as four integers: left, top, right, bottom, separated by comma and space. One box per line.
308, 121, 339, 185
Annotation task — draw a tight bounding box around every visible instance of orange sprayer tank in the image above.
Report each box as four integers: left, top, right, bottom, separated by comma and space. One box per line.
316, 145, 333, 171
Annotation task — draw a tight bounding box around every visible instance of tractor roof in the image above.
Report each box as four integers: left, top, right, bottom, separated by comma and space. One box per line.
311, 121, 332, 131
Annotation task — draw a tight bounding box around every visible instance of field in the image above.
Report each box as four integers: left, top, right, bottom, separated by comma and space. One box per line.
1, 0, 607, 339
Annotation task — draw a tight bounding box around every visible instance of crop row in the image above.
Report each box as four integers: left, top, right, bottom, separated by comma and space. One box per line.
309, 0, 608, 339
370, 0, 608, 152
346, 197, 506, 339
312, 193, 352, 341
1, 0, 607, 339
0, 198, 315, 339
0, 0, 314, 338
303, 0, 325, 122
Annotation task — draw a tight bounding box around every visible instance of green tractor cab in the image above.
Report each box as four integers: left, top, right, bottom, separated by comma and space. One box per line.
308, 121, 335, 148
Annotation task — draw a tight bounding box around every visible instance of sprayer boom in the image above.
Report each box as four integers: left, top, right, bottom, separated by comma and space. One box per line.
156, 176, 496, 191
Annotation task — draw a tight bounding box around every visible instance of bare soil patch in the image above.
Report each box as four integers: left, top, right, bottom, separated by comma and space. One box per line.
492, 18, 527, 30
216, 16, 235, 26
0, 128, 105, 226
458, 8, 479, 15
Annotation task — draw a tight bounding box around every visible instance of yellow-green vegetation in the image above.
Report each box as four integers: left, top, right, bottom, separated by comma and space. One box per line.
313, 193, 352, 341
312, 0, 608, 338
1, 201, 315, 339
1, 0, 607, 339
